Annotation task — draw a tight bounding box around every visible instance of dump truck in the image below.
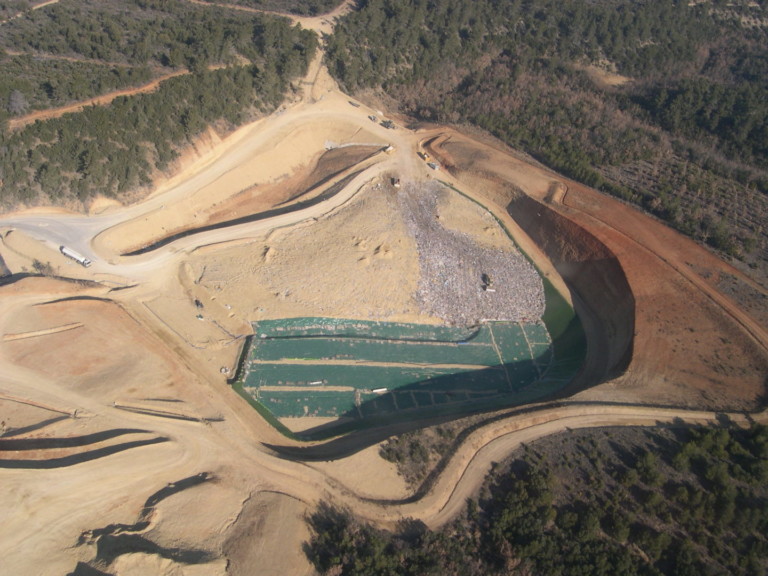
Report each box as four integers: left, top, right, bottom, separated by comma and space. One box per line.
59, 245, 91, 267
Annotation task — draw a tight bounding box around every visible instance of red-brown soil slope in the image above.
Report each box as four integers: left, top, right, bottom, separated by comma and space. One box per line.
428, 130, 768, 411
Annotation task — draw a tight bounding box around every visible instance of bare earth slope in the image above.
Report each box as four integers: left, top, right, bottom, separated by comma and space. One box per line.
427, 132, 768, 410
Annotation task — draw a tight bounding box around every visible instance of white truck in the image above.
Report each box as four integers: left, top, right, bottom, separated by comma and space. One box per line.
59, 245, 92, 267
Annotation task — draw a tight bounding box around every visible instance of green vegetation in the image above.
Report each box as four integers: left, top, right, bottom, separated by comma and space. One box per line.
308, 424, 768, 575
0, 0, 317, 208
0, 0, 340, 107
0, 0, 312, 70
0, 1, 29, 18
641, 78, 768, 169
379, 424, 457, 487
1, 56, 153, 113
5, 0, 765, 271
327, 0, 768, 268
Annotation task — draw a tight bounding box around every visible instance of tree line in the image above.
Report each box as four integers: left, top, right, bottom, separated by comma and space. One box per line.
0, 0, 317, 208
325, 0, 768, 265
1, 0, 316, 69
1, 55, 154, 120
307, 424, 768, 575
0, 0, 323, 123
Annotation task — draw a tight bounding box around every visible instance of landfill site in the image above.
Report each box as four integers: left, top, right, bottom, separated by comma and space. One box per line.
1, 20, 767, 576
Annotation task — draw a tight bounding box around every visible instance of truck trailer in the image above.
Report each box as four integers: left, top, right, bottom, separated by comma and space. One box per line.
59, 245, 92, 267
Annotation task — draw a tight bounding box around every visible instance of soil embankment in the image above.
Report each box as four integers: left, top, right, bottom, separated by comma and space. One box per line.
428, 128, 768, 411
425, 132, 634, 391
507, 193, 634, 385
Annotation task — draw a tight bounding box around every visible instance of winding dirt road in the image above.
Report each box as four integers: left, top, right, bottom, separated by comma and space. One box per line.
7, 70, 188, 131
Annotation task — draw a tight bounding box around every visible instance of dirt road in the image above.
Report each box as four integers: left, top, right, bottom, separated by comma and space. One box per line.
7, 70, 189, 131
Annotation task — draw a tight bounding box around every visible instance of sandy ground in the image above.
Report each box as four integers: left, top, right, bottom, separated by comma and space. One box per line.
0, 6, 767, 575
189, 178, 423, 324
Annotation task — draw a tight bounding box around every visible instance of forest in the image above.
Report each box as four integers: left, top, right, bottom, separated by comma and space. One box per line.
0, 0, 29, 18
308, 424, 768, 575
2, 0, 766, 272
0, 0, 318, 207
325, 0, 768, 269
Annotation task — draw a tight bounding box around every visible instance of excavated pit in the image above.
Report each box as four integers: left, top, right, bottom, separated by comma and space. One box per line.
506, 194, 635, 387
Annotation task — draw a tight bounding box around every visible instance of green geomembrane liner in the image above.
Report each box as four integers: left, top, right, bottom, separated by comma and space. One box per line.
231, 182, 587, 432
234, 315, 582, 425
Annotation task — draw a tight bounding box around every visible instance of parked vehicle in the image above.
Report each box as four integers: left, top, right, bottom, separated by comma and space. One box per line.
59, 245, 91, 267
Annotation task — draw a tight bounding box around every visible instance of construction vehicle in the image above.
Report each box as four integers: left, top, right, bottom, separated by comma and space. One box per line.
59, 245, 91, 267
481, 273, 495, 292
418, 151, 430, 160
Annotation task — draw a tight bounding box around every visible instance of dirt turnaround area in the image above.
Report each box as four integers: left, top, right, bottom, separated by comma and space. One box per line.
1, 42, 767, 576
